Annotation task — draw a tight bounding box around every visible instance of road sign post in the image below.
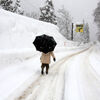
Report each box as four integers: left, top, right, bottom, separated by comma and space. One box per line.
71, 23, 74, 40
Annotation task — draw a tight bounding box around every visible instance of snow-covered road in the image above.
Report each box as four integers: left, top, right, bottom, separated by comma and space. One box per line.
64, 46, 100, 100
13, 46, 100, 100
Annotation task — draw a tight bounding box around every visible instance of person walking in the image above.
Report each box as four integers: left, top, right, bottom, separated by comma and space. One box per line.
40, 51, 56, 75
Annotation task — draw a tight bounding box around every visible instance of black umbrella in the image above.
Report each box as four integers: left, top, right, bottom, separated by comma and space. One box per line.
33, 34, 57, 53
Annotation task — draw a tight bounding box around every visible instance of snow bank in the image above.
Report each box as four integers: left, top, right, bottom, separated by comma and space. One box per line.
89, 44, 100, 76
0, 9, 66, 50
0, 9, 68, 65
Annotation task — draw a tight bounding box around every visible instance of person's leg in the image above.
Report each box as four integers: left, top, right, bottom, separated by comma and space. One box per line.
41, 63, 45, 75
46, 64, 49, 74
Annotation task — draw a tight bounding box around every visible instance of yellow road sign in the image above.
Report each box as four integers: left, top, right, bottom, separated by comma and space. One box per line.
76, 24, 84, 32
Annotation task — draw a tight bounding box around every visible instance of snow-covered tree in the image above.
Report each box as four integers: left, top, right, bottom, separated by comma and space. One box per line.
74, 21, 90, 43
57, 7, 72, 40
39, 0, 57, 25
0, 0, 13, 12
94, 2, 100, 41
83, 23, 90, 43
25, 11, 39, 20
13, 0, 24, 15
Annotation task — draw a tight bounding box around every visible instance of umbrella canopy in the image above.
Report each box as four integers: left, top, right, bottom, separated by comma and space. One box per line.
33, 34, 57, 53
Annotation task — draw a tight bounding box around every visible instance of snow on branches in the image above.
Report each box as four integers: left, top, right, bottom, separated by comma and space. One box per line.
39, 0, 57, 25
94, 2, 100, 41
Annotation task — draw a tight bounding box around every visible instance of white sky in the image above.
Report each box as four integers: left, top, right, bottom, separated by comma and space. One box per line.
22, 0, 99, 40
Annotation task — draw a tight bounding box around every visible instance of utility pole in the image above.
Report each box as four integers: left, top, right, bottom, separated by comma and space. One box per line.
71, 23, 74, 40
83, 19, 85, 34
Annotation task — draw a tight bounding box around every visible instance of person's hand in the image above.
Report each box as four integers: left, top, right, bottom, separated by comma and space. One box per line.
53, 58, 56, 62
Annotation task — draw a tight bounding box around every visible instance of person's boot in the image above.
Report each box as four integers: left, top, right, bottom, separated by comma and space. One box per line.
41, 70, 44, 75
46, 71, 48, 74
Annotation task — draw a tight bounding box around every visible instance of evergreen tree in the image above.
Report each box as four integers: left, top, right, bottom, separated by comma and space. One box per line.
57, 7, 72, 40
25, 11, 39, 19
94, 2, 100, 41
74, 21, 90, 43
84, 23, 90, 43
39, 0, 57, 25
0, 0, 13, 12
13, 0, 24, 15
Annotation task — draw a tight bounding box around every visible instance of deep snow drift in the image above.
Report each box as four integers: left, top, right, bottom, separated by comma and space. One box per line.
0, 9, 84, 65
0, 9, 66, 50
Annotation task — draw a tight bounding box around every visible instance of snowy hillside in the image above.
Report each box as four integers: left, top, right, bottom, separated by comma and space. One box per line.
0, 9, 66, 50
0, 9, 68, 65
0, 9, 84, 67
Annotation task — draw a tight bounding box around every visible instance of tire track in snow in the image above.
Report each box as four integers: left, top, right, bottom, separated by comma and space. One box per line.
63, 46, 100, 100
15, 47, 91, 100
16, 57, 67, 100
64, 47, 93, 100
78, 49, 100, 100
